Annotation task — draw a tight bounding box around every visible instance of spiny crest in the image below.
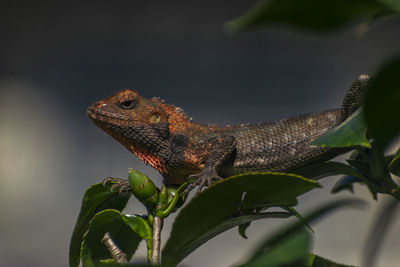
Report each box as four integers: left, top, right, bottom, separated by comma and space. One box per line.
152, 97, 193, 132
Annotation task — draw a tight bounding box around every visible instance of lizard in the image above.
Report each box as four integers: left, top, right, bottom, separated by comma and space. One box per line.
87, 74, 370, 193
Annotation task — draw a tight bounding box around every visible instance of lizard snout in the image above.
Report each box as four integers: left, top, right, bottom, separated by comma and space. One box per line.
87, 101, 106, 119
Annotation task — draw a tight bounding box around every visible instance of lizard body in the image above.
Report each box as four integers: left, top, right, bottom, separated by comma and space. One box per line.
87, 75, 369, 190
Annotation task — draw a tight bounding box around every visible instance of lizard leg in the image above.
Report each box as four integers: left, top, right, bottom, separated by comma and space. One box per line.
103, 177, 131, 193
186, 135, 236, 194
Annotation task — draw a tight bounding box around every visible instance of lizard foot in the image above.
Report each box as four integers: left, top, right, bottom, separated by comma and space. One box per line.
103, 177, 131, 193
185, 171, 224, 195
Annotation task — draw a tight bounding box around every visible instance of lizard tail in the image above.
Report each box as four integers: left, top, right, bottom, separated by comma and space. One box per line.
339, 74, 370, 122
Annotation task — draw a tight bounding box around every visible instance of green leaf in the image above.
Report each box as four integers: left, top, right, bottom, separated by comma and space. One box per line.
238, 199, 365, 267
331, 176, 360, 194
239, 229, 311, 267
291, 161, 371, 195
238, 199, 299, 239
284, 206, 314, 232
365, 57, 400, 148
123, 214, 153, 262
389, 148, 400, 176
122, 214, 153, 244
362, 198, 400, 267
346, 159, 369, 174
291, 152, 386, 198
162, 172, 320, 267
292, 161, 366, 180
225, 0, 394, 34
238, 222, 251, 239
312, 107, 371, 148
360, 142, 397, 193
69, 183, 131, 267
81, 209, 145, 267
310, 254, 356, 267
250, 198, 298, 209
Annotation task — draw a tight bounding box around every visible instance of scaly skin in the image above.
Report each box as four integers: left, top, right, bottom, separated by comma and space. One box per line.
87, 74, 370, 191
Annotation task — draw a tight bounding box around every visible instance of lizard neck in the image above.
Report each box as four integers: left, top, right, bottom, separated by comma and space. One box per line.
129, 142, 168, 173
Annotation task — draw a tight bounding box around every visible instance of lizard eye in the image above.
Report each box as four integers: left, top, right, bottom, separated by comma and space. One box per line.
118, 100, 136, 110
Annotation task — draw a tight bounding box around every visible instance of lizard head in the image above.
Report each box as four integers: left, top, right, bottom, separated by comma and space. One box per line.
87, 89, 198, 173
87, 89, 171, 153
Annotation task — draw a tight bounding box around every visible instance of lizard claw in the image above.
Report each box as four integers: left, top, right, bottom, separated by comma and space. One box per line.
103, 177, 131, 194
184, 171, 224, 195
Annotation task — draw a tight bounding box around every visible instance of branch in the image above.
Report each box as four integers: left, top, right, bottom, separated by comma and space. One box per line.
102, 232, 128, 264
151, 216, 163, 265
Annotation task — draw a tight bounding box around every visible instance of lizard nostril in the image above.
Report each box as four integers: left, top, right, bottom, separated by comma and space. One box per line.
96, 102, 106, 108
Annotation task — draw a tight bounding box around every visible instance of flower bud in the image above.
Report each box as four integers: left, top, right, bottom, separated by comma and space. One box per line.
128, 169, 159, 209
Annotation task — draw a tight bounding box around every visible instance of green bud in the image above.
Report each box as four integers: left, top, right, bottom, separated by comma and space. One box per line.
128, 169, 159, 209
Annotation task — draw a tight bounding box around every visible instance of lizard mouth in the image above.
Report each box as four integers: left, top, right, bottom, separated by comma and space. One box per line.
87, 103, 131, 128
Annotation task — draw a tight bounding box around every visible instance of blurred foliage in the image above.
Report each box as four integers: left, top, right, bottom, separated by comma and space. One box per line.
362, 198, 400, 267
364, 58, 400, 148
225, 0, 399, 33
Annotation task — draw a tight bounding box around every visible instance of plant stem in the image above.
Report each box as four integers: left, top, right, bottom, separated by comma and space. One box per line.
161, 182, 188, 217
151, 216, 163, 265
102, 232, 128, 264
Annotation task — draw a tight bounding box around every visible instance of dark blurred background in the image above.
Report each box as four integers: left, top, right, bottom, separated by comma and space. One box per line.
1, 1, 400, 266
